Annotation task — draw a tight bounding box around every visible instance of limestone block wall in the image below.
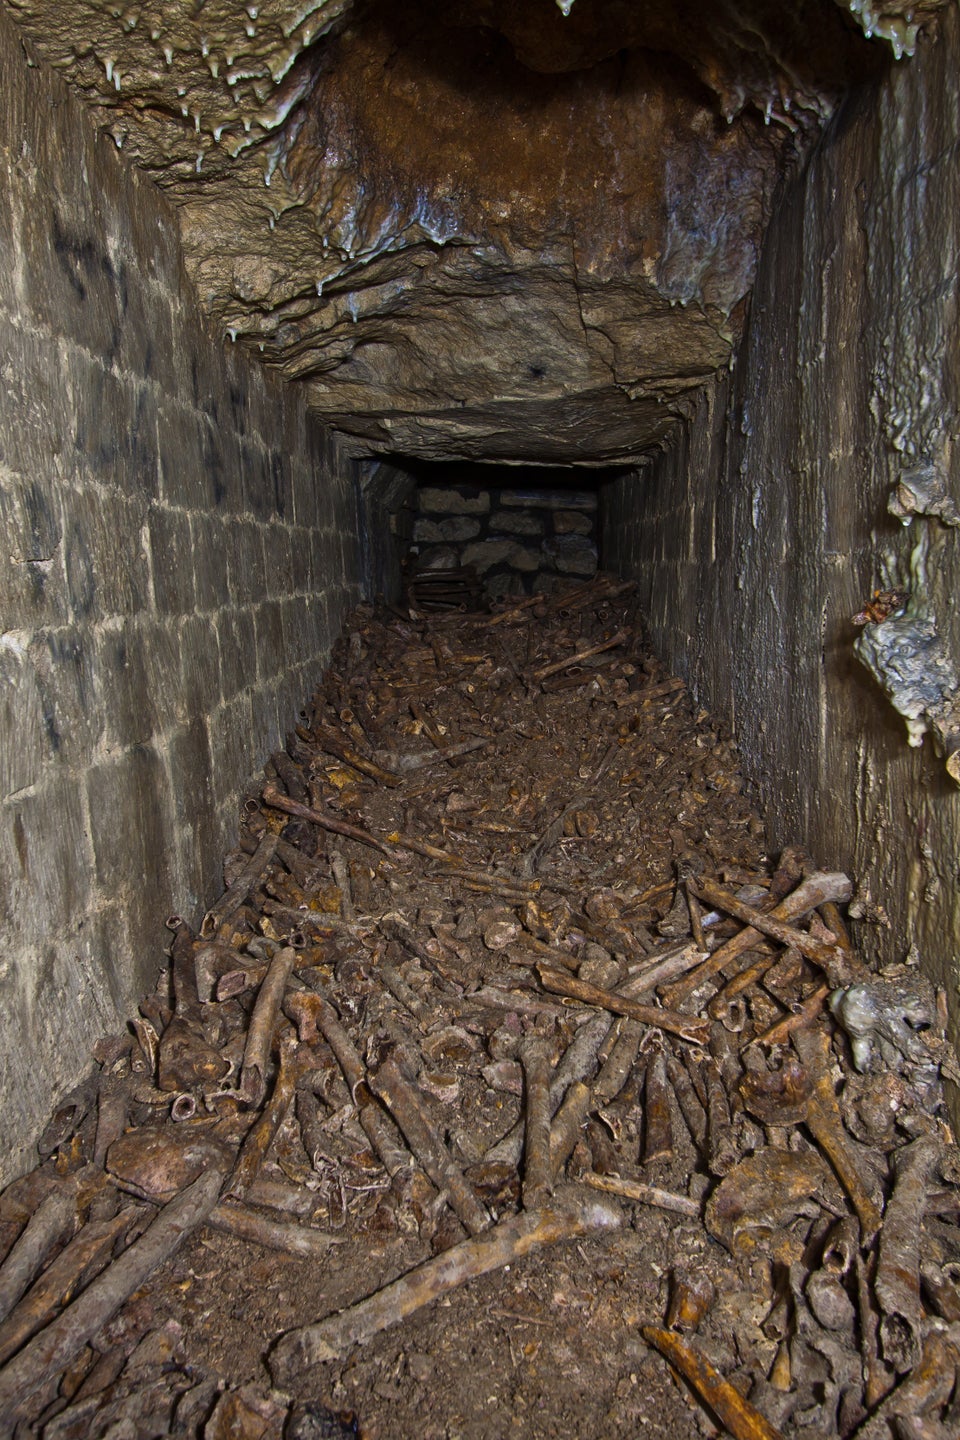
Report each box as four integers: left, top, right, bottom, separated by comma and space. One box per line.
355, 460, 418, 605
0, 13, 362, 1182
412, 477, 599, 597
603, 13, 960, 1010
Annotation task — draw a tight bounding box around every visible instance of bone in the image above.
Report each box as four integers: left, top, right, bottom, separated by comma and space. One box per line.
619, 940, 708, 1000
535, 964, 709, 1044
0, 1171, 222, 1421
857, 1248, 894, 1409
851, 1328, 960, 1440
0, 1208, 135, 1368
269, 1189, 622, 1376
0, 1175, 91, 1325
532, 628, 629, 682
747, 982, 831, 1049
792, 1028, 883, 1241
641, 1325, 785, 1440
688, 875, 858, 986
580, 1172, 700, 1217
664, 1052, 708, 1152
549, 1081, 593, 1176
369, 1055, 491, 1236
312, 724, 402, 787
238, 945, 298, 1107
520, 1037, 554, 1209
409, 699, 461, 769
261, 784, 396, 855
223, 1033, 300, 1201
643, 1048, 674, 1165
193, 942, 253, 1005
701, 1054, 739, 1177
378, 963, 432, 1023
593, 1020, 643, 1105
875, 1134, 941, 1373
206, 1201, 340, 1260
664, 871, 855, 1006
707, 949, 780, 1019
665, 1268, 717, 1331
548, 1020, 641, 1176
380, 736, 492, 772
169, 920, 204, 1026
93, 1077, 129, 1163
314, 999, 414, 1180
513, 933, 582, 972
201, 831, 279, 939
485, 1014, 612, 1166
329, 846, 355, 922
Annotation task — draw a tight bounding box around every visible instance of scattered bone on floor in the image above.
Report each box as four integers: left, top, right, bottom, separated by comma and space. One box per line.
1, 574, 959, 1439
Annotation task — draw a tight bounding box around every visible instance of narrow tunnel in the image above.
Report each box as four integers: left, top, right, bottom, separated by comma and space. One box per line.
2, 0, 960, 1433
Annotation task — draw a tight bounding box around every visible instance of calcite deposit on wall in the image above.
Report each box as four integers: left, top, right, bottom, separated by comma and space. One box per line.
2, 0, 939, 463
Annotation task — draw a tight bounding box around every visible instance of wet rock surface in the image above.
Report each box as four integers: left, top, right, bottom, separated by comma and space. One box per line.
1, 577, 959, 1438
3, 0, 941, 461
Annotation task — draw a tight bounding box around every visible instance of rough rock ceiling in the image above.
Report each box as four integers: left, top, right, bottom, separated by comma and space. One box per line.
3, 0, 947, 463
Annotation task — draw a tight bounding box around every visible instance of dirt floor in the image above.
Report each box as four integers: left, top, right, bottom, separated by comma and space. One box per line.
1, 574, 960, 1440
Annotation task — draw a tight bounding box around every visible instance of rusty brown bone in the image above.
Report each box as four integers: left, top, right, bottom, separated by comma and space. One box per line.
269, 1188, 622, 1376
536, 963, 709, 1045
0, 1172, 221, 1421
369, 1055, 491, 1237
664, 871, 854, 1006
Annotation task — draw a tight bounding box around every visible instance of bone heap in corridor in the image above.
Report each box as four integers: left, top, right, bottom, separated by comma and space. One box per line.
1, 576, 959, 1438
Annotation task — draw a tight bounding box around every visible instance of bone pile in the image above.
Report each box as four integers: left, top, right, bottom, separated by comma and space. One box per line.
1, 574, 959, 1439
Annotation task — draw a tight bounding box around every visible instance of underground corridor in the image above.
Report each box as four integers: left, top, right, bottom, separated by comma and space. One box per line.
2, 1, 960, 1436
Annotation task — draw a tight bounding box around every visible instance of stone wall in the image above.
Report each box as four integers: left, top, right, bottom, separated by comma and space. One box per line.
355, 460, 418, 606
412, 477, 598, 597
603, 13, 960, 1016
0, 14, 362, 1182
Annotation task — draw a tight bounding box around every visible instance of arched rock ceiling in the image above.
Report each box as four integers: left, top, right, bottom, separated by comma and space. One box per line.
3, 0, 947, 463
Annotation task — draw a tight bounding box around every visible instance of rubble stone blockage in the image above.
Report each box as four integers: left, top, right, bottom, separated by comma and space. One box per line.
545, 535, 600, 576
490, 511, 545, 536
554, 511, 593, 536
500, 490, 598, 511
413, 517, 483, 543
414, 479, 599, 593
418, 488, 491, 516
417, 545, 461, 572
461, 540, 541, 574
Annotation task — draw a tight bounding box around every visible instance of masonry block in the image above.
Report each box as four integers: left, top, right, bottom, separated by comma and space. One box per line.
0, 470, 69, 630
179, 614, 223, 719
215, 607, 257, 703
0, 318, 72, 478
228, 519, 267, 606
71, 359, 159, 498
27, 625, 102, 769
190, 511, 231, 614
96, 621, 157, 751
86, 744, 174, 896
148, 503, 196, 615
0, 778, 92, 946
137, 617, 190, 734
254, 599, 286, 683
206, 693, 255, 808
